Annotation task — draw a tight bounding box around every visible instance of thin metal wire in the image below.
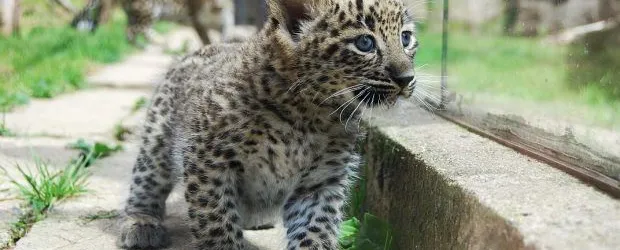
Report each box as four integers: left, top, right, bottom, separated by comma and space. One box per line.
440, 0, 449, 109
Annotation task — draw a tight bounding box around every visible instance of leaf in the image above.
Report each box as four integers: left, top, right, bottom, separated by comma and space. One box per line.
67, 139, 91, 153
354, 213, 393, 250
92, 142, 122, 158
67, 139, 122, 167
131, 97, 148, 114
339, 217, 361, 248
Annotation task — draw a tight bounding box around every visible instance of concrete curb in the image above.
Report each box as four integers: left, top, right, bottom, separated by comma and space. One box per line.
363, 100, 620, 250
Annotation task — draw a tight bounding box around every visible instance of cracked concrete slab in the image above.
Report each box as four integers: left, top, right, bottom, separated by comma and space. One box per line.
3, 89, 150, 139
0, 137, 77, 205
0, 200, 20, 248
0, 137, 82, 248
86, 47, 173, 89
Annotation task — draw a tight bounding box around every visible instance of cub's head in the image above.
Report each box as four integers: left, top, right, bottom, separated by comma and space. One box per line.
266, 0, 418, 109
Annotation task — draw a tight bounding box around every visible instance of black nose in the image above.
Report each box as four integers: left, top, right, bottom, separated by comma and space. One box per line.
393, 75, 415, 88
387, 65, 415, 88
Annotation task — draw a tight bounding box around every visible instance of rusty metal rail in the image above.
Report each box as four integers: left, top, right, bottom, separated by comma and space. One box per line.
433, 109, 620, 199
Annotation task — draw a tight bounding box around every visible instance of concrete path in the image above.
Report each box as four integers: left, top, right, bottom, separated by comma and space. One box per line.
0, 28, 285, 249
3, 89, 149, 139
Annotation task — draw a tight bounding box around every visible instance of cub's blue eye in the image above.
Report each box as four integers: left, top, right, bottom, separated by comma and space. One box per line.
401, 31, 412, 48
354, 35, 376, 52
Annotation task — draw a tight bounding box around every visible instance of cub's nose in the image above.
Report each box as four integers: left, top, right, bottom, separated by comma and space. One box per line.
387, 65, 415, 88
393, 74, 415, 88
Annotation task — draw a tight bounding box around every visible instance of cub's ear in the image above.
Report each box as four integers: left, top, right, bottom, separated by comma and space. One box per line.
267, 0, 324, 40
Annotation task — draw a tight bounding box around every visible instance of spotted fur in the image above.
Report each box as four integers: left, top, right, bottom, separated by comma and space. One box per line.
117, 0, 418, 249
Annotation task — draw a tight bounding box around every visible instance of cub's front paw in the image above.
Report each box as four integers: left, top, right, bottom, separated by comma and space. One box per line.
117, 213, 169, 249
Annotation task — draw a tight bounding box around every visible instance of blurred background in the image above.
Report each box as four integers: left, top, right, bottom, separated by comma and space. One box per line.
0, 0, 266, 112
407, 0, 620, 184
412, 0, 620, 121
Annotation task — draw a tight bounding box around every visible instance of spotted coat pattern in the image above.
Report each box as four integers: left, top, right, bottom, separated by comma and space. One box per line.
117, 0, 418, 249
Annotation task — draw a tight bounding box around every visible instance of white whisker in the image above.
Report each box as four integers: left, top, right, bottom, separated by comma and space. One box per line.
320, 84, 364, 104
337, 88, 368, 124
346, 90, 370, 132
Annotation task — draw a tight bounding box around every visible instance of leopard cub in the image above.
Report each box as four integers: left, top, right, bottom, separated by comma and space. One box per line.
117, 0, 418, 249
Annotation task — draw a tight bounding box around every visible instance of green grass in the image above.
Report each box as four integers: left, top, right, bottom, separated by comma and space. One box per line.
113, 123, 132, 141
130, 96, 149, 114
415, 31, 620, 126
0, 0, 167, 111
417, 31, 567, 99
0, 13, 177, 111
566, 37, 620, 100
0, 19, 133, 110
3, 139, 123, 212
0, 112, 14, 136
0, 155, 90, 247
4, 156, 90, 214
0, 139, 122, 247
0, 125, 12, 137
113, 96, 149, 141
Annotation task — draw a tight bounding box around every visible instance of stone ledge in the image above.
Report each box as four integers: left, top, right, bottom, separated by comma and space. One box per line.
363, 100, 620, 250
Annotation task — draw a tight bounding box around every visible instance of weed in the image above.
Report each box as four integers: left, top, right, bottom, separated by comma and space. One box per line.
113, 123, 132, 142
0, 138, 121, 246
2, 157, 89, 214
131, 97, 149, 114
5, 208, 42, 248
67, 139, 123, 167
339, 217, 361, 248
0, 125, 12, 137
339, 213, 393, 250
0, 112, 14, 137
115, 96, 149, 141
0, 154, 90, 247
339, 167, 393, 250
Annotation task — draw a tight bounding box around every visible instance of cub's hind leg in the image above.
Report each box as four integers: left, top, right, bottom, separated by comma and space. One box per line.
118, 92, 178, 249
184, 166, 259, 249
